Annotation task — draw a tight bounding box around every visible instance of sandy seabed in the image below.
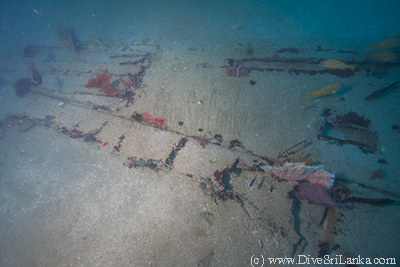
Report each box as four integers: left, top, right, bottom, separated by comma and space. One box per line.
0, 0, 399, 266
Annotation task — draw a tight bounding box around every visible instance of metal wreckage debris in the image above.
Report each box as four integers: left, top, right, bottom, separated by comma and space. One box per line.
318, 108, 378, 153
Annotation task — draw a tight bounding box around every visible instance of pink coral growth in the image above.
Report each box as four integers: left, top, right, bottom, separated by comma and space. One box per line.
292, 182, 338, 207
236, 158, 246, 169
226, 61, 249, 78
261, 162, 335, 189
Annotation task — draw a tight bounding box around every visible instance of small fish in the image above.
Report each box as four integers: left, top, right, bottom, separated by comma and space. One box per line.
305, 82, 344, 98
363, 37, 400, 51
318, 59, 355, 70
367, 50, 398, 63
32, 8, 43, 16
248, 175, 257, 188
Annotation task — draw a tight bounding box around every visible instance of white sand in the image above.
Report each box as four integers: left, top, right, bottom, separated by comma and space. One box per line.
0, 0, 399, 266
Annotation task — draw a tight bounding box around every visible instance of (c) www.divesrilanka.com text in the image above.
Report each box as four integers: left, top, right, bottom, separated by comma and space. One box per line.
266, 255, 396, 265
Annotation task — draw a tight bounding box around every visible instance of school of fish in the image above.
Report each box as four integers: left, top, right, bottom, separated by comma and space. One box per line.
306, 36, 399, 98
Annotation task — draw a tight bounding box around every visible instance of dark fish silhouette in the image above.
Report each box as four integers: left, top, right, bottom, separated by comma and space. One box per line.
248, 175, 257, 188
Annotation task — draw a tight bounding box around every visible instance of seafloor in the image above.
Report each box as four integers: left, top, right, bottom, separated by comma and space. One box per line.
0, 0, 399, 266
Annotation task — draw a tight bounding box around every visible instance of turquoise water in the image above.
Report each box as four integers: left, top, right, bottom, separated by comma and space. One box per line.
1, 1, 399, 266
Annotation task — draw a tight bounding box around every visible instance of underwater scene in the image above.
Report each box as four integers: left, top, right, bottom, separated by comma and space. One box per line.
0, 0, 399, 266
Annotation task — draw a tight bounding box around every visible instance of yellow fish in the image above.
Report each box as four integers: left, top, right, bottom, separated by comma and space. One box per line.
305, 82, 344, 98
367, 50, 398, 63
318, 59, 355, 70
363, 37, 400, 51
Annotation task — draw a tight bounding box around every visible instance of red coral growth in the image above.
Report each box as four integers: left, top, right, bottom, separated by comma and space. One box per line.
214, 170, 222, 181
85, 72, 118, 96
142, 112, 167, 126
226, 61, 249, 77
192, 136, 209, 148
218, 190, 231, 199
